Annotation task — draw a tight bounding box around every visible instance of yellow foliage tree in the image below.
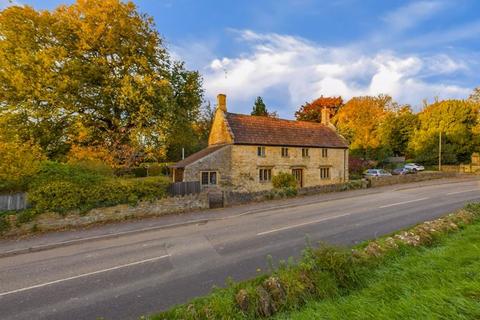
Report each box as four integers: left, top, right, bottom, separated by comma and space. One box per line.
333, 95, 392, 159
0, 140, 45, 191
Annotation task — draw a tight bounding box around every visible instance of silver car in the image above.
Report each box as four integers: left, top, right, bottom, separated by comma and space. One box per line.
363, 169, 392, 177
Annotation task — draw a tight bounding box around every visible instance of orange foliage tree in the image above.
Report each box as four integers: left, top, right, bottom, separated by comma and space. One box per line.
333, 95, 393, 159
295, 96, 343, 123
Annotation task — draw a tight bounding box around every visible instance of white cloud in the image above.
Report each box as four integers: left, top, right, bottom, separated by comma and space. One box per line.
383, 1, 447, 32
201, 30, 471, 117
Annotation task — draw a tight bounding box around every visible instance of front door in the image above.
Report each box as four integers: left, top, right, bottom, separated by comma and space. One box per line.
292, 169, 303, 188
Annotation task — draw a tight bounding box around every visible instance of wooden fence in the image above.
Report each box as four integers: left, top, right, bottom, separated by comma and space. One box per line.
168, 181, 201, 197
0, 193, 27, 211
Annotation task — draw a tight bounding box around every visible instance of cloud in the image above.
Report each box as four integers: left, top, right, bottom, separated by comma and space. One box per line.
383, 1, 447, 32
201, 30, 472, 118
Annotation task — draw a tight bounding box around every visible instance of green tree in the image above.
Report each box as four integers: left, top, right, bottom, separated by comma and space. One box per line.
251, 96, 269, 116
378, 106, 419, 157
0, 1, 204, 166
468, 87, 480, 104
409, 100, 479, 164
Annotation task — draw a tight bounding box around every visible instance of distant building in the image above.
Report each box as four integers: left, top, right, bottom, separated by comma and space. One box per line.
170, 94, 349, 192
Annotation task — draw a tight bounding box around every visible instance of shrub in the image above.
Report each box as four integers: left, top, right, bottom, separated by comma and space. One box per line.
272, 172, 297, 189
0, 214, 10, 234
0, 141, 45, 192
25, 162, 170, 214
28, 176, 170, 215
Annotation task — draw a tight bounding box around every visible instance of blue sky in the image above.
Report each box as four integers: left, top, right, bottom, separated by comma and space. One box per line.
2, 0, 480, 118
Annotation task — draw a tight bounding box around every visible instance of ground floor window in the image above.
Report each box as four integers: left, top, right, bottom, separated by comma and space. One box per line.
201, 171, 217, 185
320, 167, 330, 179
259, 168, 272, 182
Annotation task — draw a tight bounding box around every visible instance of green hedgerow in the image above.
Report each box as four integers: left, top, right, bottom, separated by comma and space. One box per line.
25, 162, 170, 215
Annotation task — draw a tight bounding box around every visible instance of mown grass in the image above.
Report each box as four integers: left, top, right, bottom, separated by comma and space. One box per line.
275, 221, 480, 320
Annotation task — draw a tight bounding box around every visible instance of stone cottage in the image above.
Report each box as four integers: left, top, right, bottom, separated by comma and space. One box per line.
170, 94, 349, 192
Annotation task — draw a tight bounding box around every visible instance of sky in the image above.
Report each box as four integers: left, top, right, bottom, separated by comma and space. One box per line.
1, 0, 480, 118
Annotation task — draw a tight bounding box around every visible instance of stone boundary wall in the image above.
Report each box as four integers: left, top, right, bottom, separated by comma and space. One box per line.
2, 193, 208, 237
224, 180, 366, 206
225, 172, 459, 206
367, 171, 458, 188
441, 165, 480, 174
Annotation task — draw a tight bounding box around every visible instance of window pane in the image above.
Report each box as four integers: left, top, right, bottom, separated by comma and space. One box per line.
201, 172, 209, 185
210, 172, 217, 185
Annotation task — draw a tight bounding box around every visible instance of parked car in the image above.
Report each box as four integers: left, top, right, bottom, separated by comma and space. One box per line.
392, 168, 409, 175
404, 163, 425, 172
392, 167, 416, 175
363, 169, 392, 177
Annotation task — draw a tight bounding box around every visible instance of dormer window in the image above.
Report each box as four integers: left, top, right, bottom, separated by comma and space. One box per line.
257, 146, 266, 157
302, 148, 309, 157
281, 147, 289, 157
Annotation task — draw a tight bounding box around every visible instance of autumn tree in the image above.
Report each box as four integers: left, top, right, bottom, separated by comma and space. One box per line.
295, 96, 343, 123
409, 100, 479, 164
333, 95, 393, 159
0, 1, 204, 166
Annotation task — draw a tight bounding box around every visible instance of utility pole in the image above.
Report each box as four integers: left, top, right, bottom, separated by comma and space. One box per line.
438, 131, 442, 171
182, 147, 185, 160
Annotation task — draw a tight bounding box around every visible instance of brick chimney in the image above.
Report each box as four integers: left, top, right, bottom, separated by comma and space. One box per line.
217, 94, 227, 112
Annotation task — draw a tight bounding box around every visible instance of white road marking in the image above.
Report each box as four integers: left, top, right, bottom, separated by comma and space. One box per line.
378, 197, 429, 209
257, 212, 352, 236
0, 254, 170, 297
446, 189, 480, 195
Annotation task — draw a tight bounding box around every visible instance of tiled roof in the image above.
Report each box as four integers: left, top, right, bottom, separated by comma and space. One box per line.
225, 113, 348, 148
170, 144, 227, 169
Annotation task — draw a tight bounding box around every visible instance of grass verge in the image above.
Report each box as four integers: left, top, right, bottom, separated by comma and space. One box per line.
276, 213, 480, 319
148, 203, 480, 320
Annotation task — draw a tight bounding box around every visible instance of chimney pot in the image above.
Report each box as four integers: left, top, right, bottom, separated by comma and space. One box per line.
217, 94, 227, 112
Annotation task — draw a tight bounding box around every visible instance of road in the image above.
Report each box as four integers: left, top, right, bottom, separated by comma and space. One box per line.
0, 178, 479, 320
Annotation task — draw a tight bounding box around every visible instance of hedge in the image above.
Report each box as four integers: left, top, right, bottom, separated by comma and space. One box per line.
26, 162, 170, 215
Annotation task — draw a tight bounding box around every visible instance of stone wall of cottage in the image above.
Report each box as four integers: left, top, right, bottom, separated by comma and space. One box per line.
229, 145, 349, 192
183, 145, 233, 187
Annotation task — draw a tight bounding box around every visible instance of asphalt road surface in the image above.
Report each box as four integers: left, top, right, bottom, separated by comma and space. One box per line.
1, 178, 479, 320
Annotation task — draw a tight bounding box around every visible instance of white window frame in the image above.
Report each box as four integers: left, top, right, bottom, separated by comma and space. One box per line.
259, 168, 272, 183
281, 147, 289, 157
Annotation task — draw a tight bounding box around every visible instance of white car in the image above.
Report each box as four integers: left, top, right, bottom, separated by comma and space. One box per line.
404, 163, 425, 171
